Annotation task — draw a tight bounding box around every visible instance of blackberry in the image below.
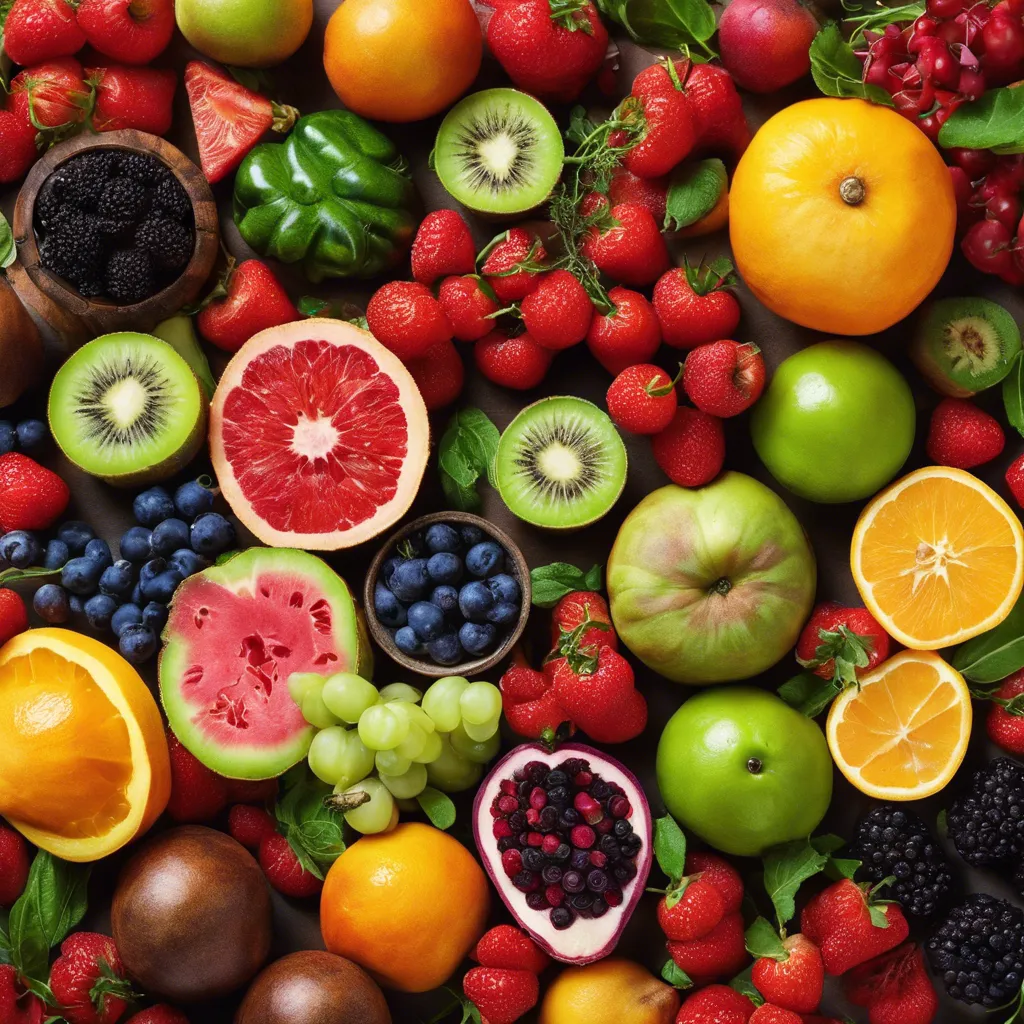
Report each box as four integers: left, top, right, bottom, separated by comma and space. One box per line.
118, 152, 168, 185
153, 175, 191, 222
105, 249, 155, 304
848, 804, 954, 917
98, 177, 150, 222
51, 154, 111, 211
947, 758, 1024, 878
926, 894, 1024, 1007
135, 217, 193, 270
35, 180, 63, 231
39, 211, 106, 287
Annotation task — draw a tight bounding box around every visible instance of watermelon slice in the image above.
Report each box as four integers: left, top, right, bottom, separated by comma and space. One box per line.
159, 547, 370, 780
210, 319, 430, 550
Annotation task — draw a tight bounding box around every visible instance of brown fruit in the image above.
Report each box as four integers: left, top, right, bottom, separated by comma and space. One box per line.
0, 276, 43, 407
235, 950, 392, 1024
111, 825, 272, 1003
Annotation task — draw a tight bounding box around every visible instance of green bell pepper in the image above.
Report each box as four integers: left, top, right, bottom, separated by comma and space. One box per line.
233, 110, 419, 283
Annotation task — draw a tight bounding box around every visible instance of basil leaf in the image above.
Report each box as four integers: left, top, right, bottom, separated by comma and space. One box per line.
777, 672, 837, 718
438, 408, 500, 513
952, 592, 1024, 683
653, 815, 687, 884
763, 838, 829, 928
810, 23, 894, 105
0, 212, 15, 270
596, 0, 717, 50
274, 767, 345, 879
530, 562, 603, 607
664, 158, 727, 232
745, 917, 787, 960
660, 958, 693, 989
939, 86, 1024, 152
417, 787, 456, 831
1005, 353, 1024, 439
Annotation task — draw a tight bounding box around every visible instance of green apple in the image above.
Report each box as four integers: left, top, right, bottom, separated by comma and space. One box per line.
176, 0, 313, 68
750, 340, 915, 504
607, 473, 816, 685
656, 687, 833, 857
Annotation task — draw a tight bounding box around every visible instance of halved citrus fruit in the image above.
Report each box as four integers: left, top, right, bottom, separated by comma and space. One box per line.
0, 628, 170, 862
851, 466, 1024, 649
210, 319, 429, 550
826, 650, 971, 800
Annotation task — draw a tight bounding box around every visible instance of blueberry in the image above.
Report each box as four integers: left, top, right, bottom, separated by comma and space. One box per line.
119, 526, 153, 562
390, 559, 429, 602
42, 539, 70, 570
425, 523, 461, 554
374, 582, 407, 628
57, 521, 95, 556
119, 624, 158, 664
142, 601, 168, 632
427, 633, 463, 666
130, 582, 144, 606
407, 601, 446, 642
459, 581, 494, 622
140, 558, 167, 583
33, 584, 69, 624
61, 556, 101, 595
190, 513, 235, 556
487, 573, 520, 604
141, 568, 184, 605
430, 585, 459, 617
84, 594, 118, 631
381, 556, 405, 586
15, 420, 47, 452
168, 548, 205, 577
0, 531, 41, 569
84, 538, 112, 570
394, 625, 426, 656
68, 594, 85, 617
466, 541, 504, 578
133, 487, 175, 527
427, 551, 462, 585
111, 603, 143, 637
0, 422, 15, 454
99, 560, 135, 599
487, 601, 519, 626
460, 524, 484, 548
151, 518, 190, 556
460, 621, 497, 656
173, 480, 215, 520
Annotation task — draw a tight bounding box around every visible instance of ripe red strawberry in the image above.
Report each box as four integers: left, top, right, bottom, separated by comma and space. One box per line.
0, 590, 29, 648
0, 111, 39, 184
89, 65, 177, 136
751, 933, 824, 1014
472, 925, 550, 975
667, 911, 749, 981
749, 1006, 803, 1024
0, 824, 30, 907
926, 397, 1005, 468
184, 62, 297, 183
463, 966, 539, 1024
586, 286, 661, 375
438, 275, 500, 342
475, 329, 552, 390
684, 61, 752, 158
487, 0, 609, 103
228, 804, 278, 851
76, 0, 175, 65
0, 965, 46, 1024
500, 653, 572, 740
676, 984, 755, 1024
1007, 452, 1024, 509
258, 832, 323, 899
609, 167, 668, 224
654, 261, 741, 350
843, 943, 937, 1024
520, 269, 594, 351
405, 338, 465, 411
658, 877, 726, 942
196, 259, 300, 353
9, 59, 92, 131
122, 1009, 189, 1024
799, 879, 909, 976
607, 363, 679, 435
481, 228, 547, 303
582, 202, 670, 287
550, 590, 617, 652
49, 932, 134, 1024
986, 669, 1024, 755
2, 0, 85, 67
165, 731, 229, 823
683, 341, 765, 417
686, 852, 744, 914
796, 602, 891, 690
411, 209, 476, 285
651, 406, 725, 488
366, 281, 452, 361
623, 59, 698, 178
0, 453, 70, 531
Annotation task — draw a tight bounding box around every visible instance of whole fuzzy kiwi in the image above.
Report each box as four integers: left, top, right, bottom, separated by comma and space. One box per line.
0, 276, 43, 407
112, 826, 272, 1003
235, 950, 392, 1024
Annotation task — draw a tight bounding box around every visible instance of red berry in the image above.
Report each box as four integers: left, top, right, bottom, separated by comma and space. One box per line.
76, 0, 175, 65
653, 262, 741, 350
122, 1008, 189, 1024
986, 670, 1024, 755
683, 341, 765, 417
228, 804, 278, 851
677, 984, 755, 1024
0, 825, 30, 907
475, 330, 552, 390
667, 911, 749, 981
0, 589, 29, 649
1006, 452, 1024, 508
0, 453, 71, 532
463, 966, 540, 1024
411, 209, 476, 285
608, 167, 669, 223
623, 61, 698, 178
657, 878, 726, 942
962, 215, 1014, 276
0, 110, 39, 185
165, 730, 229, 823
405, 338, 465, 411
926, 397, 1005, 468
581, 202, 670, 288
606, 363, 679, 435
471, 924, 550, 974
438, 275, 500, 342
481, 228, 547, 303
686, 851, 744, 914
258, 833, 323, 898
586, 287, 662, 375
651, 406, 725, 487
49, 932, 133, 1024
520, 269, 594, 351
366, 281, 452, 361
2, 0, 85, 67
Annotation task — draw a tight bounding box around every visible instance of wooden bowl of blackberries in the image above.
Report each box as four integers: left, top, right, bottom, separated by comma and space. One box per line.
12, 130, 219, 340
364, 512, 532, 679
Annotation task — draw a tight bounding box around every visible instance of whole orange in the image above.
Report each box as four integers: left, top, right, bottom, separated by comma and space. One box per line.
324, 0, 483, 123
729, 98, 955, 336
320, 822, 489, 992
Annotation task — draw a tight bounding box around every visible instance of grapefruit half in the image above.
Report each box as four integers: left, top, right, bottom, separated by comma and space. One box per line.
210, 319, 429, 549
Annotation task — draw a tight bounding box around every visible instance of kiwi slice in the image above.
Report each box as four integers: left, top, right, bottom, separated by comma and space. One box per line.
495, 397, 627, 530
433, 88, 564, 216
911, 297, 1021, 397
49, 332, 207, 487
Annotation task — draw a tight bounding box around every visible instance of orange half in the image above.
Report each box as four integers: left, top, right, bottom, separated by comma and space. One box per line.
0, 628, 170, 862
851, 466, 1024, 649
826, 650, 971, 800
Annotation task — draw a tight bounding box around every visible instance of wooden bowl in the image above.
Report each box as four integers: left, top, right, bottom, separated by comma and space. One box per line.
12, 129, 219, 343
364, 511, 532, 679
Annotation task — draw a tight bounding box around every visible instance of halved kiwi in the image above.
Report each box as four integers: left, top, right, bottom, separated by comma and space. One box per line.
433, 88, 564, 216
911, 297, 1021, 396
49, 332, 207, 486
495, 397, 627, 530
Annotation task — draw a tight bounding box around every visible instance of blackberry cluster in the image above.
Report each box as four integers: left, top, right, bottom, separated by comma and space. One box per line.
926, 894, 1024, 1007
849, 804, 954, 917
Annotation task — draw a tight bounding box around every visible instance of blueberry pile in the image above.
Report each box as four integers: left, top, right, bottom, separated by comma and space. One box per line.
0, 419, 48, 455
374, 521, 523, 666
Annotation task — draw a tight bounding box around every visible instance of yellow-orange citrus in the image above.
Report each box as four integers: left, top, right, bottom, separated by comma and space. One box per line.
539, 959, 681, 1024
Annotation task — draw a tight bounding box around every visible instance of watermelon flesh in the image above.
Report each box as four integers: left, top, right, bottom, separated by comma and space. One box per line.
159, 547, 368, 779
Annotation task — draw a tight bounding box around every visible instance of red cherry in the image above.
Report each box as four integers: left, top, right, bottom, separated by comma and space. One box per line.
1001, 154, 1024, 185
950, 165, 977, 224
962, 218, 1015, 275
928, 0, 966, 17
981, 15, 1024, 80
916, 37, 961, 86
988, 190, 1023, 230
957, 66, 987, 99
951, 147, 996, 177
864, 55, 896, 87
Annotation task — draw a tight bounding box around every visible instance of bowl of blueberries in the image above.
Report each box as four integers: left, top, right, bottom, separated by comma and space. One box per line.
364, 512, 531, 678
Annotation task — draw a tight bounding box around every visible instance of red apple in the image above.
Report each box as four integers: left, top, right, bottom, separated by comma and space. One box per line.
718, 0, 819, 93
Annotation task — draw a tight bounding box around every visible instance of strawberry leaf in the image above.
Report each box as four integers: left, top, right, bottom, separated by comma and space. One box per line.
729, 967, 764, 1005
762, 839, 830, 928
777, 672, 839, 718
744, 917, 788, 961
418, 788, 457, 831
867, 903, 891, 929
530, 562, 603, 608
661, 958, 693, 989
654, 815, 687, 885
664, 159, 727, 232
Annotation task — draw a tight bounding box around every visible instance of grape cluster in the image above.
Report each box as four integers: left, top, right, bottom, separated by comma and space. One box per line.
288, 671, 503, 835
0, 419, 48, 456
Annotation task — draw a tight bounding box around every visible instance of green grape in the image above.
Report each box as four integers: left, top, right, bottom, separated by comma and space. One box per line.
335, 732, 375, 789
426, 734, 484, 793
375, 749, 412, 776
396, 722, 427, 761
396, 797, 419, 813
379, 762, 428, 799
288, 671, 324, 707
393, 701, 435, 734
462, 714, 502, 743
421, 675, 469, 732
358, 703, 410, 751
450, 723, 501, 764
339, 778, 396, 835
378, 682, 423, 704
307, 726, 350, 785
322, 672, 379, 724
301, 679, 341, 729
459, 681, 502, 726
413, 728, 443, 764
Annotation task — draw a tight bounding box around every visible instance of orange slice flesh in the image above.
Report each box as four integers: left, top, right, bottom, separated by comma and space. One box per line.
826, 650, 971, 800
851, 466, 1024, 649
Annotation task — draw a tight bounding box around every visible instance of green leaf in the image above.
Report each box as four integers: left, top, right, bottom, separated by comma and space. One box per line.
1005, 353, 1024, 439
274, 767, 345, 880
0, 907, 11, 967
654, 815, 687, 884
729, 967, 763, 1005
777, 672, 838, 718
868, 902, 891, 928
745, 917, 788, 960
298, 295, 332, 317
826, 857, 862, 881
417, 787, 456, 830
530, 562, 603, 607
664, 159, 727, 232
843, 0, 925, 44
810, 834, 846, 855
952, 592, 1024, 683
660, 958, 693, 989
939, 86, 1024, 152
0, 212, 15, 270
762, 839, 830, 928
809, 23, 894, 105
595, 0, 717, 51
437, 408, 500, 513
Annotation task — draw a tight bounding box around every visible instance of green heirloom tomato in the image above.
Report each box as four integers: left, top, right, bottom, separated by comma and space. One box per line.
233, 110, 419, 283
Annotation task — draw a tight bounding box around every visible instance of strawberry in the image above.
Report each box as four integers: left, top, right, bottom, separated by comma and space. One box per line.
582, 202, 670, 287
224, 778, 279, 804
472, 925, 550, 975
549, 590, 617, 652
985, 669, 1024, 755
258, 832, 323, 899
520, 269, 594, 351
795, 602, 891, 690
667, 911, 749, 981
228, 804, 278, 851
684, 62, 752, 158
651, 406, 725, 487
658, 877, 726, 942
75, 0, 175, 65
683, 341, 765, 417
405, 338, 465, 412
184, 62, 297, 183
586, 286, 661, 375
676, 984, 755, 1023
0, 453, 70, 531
749, 1006, 802, 1024
2, 0, 85, 67
481, 228, 547, 303
0, 965, 46, 1024
196, 259, 300, 354
751, 933, 824, 1014
122, 1009, 189, 1024
500, 653, 572, 740
487, 0, 609, 103
49, 932, 134, 1024
843, 943, 938, 1024
653, 260, 741, 350
686, 852, 744, 914
438, 275, 500, 342
0, 111, 39, 184
799, 879, 910, 976
411, 210, 476, 285
607, 363, 679, 435
608, 167, 668, 224
1008, 452, 1024, 509
89, 65, 176, 136
926, 397, 1005, 468
0, 824, 30, 907
366, 280, 452, 361
165, 731, 229, 823
463, 966, 539, 1024
475, 329, 552, 390
0, 589, 29, 648
9, 59, 92, 131
623, 59, 698, 178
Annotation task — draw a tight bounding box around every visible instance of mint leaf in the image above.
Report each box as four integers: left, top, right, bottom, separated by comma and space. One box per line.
810, 23, 894, 105
661, 958, 693, 989
745, 917, 788, 960
939, 86, 1024, 152
438, 408, 500, 513
664, 159, 727, 232
953, 592, 1024, 683
763, 839, 829, 928
1005, 353, 1024, 439
777, 672, 837, 718
530, 562, 603, 607
654, 815, 687, 884
417, 787, 456, 830
0, 213, 15, 270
